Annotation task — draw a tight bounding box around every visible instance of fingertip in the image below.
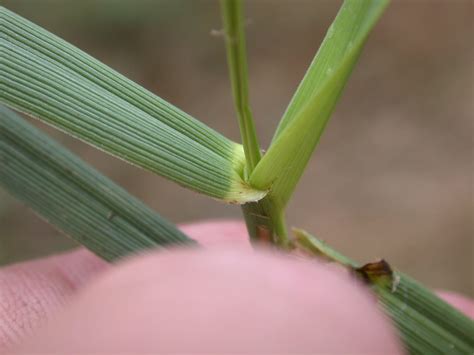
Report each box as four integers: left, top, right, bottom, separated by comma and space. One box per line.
17, 247, 403, 354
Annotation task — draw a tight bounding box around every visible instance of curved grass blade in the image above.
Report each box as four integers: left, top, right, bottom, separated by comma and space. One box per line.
0, 106, 195, 261
294, 229, 474, 355
0, 7, 266, 204
250, 0, 390, 208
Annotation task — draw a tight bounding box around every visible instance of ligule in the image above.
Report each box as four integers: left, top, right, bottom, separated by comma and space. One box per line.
0, 6, 266, 204
0, 106, 195, 261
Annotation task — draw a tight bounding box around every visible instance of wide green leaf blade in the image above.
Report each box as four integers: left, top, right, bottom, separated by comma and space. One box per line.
250, 0, 389, 208
0, 106, 195, 261
0, 6, 266, 204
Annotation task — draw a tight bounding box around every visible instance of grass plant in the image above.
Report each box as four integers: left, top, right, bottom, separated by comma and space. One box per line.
0, 1, 472, 353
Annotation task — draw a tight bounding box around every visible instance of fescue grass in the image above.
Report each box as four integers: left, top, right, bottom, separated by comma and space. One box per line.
0, 1, 472, 353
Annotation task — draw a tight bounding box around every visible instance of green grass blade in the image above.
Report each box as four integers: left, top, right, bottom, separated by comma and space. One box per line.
0, 106, 196, 261
220, 0, 261, 176
250, 0, 389, 207
272, 0, 390, 140
378, 279, 474, 354
0, 6, 266, 204
294, 229, 474, 354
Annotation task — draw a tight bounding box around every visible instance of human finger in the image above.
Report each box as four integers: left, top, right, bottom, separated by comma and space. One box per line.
16, 247, 403, 354
0, 220, 248, 351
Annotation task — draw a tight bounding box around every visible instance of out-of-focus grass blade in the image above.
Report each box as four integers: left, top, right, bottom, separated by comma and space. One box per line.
220, 0, 261, 175
0, 106, 195, 261
0, 7, 266, 204
294, 229, 474, 355
250, 0, 389, 208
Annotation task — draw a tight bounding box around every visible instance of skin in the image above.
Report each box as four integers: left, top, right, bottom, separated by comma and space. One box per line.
0, 221, 472, 354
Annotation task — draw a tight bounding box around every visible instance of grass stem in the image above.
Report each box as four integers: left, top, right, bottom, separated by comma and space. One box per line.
220, 0, 290, 247
220, 0, 261, 175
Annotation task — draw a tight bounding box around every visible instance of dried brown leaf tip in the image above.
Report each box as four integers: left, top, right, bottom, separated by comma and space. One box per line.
354, 259, 394, 287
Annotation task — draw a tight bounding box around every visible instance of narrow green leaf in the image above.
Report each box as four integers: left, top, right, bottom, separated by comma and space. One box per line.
0, 6, 266, 204
0, 106, 196, 261
250, 0, 390, 208
294, 229, 474, 354
220, 0, 261, 175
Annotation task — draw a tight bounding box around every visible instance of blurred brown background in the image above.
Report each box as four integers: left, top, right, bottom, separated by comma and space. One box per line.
0, 0, 472, 296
